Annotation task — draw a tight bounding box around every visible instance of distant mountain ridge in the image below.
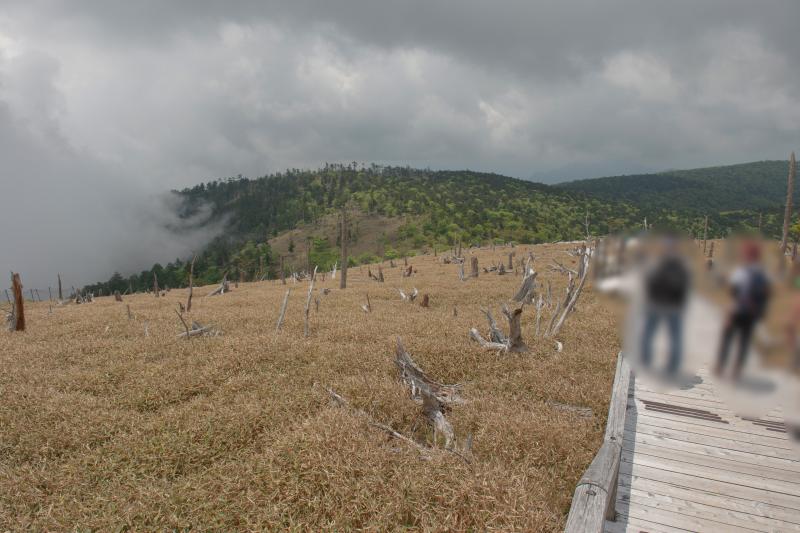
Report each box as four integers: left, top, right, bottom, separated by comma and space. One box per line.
557, 160, 794, 213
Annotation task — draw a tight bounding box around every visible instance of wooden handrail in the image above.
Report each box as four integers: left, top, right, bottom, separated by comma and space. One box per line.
564, 353, 631, 533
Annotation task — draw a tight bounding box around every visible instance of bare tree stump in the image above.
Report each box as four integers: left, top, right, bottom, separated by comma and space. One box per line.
10, 273, 24, 331
502, 304, 528, 353
420, 294, 429, 307
471, 256, 478, 278
512, 271, 538, 304
57, 273, 63, 301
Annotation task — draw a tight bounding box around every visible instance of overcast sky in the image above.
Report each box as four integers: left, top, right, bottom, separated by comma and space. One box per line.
1, 1, 799, 290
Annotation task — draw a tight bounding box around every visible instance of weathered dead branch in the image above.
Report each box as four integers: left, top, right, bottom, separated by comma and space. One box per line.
547, 252, 590, 338
546, 400, 593, 419
395, 338, 462, 404
512, 270, 538, 304
304, 266, 317, 337
276, 288, 291, 331
480, 307, 506, 344
176, 320, 220, 338
361, 293, 372, 313
207, 274, 230, 297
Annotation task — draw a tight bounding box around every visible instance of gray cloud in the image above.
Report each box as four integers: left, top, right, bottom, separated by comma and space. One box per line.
1, 1, 799, 288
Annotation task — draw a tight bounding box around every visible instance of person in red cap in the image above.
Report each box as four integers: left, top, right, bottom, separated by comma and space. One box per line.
715, 239, 771, 380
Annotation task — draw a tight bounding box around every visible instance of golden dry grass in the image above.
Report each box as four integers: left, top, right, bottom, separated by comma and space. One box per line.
1, 244, 620, 532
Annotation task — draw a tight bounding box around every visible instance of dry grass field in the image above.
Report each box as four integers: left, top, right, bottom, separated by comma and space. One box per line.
1, 244, 620, 532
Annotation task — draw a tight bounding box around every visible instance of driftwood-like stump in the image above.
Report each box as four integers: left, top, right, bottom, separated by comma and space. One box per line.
395, 338, 462, 405
10, 272, 24, 331
470, 257, 479, 278
512, 271, 538, 304
502, 304, 528, 353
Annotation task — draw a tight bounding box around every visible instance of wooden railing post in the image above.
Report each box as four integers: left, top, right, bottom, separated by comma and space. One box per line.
564, 353, 630, 533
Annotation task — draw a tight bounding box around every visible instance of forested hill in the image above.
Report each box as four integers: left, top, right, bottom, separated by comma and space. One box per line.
83, 165, 647, 295
82, 162, 785, 295
558, 160, 794, 213
177, 164, 639, 245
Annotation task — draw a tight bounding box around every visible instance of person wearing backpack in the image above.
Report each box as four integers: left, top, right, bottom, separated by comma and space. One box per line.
715, 240, 771, 381
640, 237, 691, 376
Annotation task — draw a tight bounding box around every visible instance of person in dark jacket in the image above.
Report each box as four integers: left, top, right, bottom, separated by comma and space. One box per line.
640, 238, 691, 375
715, 240, 770, 381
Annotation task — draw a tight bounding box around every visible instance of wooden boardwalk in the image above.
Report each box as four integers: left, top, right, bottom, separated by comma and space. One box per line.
606, 369, 798, 532
604, 298, 800, 532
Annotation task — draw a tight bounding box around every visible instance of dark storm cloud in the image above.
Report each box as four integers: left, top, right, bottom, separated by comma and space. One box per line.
1, 1, 799, 287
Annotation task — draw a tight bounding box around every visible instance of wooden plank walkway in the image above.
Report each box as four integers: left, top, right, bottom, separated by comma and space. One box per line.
605, 298, 800, 532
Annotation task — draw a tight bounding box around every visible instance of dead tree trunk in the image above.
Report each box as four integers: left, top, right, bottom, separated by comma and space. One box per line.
781, 151, 796, 254
471, 256, 479, 278
276, 289, 291, 332
512, 271, 538, 304
57, 273, 63, 301
304, 266, 317, 337
377, 265, 384, 282
507, 252, 513, 271
502, 304, 527, 353
280, 255, 286, 285
340, 206, 348, 289
703, 216, 709, 255
153, 272, 159, 298
548, 253, 590, 338
186, 254, 196, 312
10, 272, 24, 331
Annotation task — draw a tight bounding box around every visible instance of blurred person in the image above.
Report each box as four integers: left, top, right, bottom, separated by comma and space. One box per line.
715, 240, 771, 381
640, 237, 691, 376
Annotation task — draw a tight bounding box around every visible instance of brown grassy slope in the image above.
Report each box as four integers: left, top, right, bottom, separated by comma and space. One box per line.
0, 244, 619, 532
268, 210, 417, 266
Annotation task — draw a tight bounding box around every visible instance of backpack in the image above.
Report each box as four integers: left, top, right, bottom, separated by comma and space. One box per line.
646, 257, 689, 307
745, 269, 770, 319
